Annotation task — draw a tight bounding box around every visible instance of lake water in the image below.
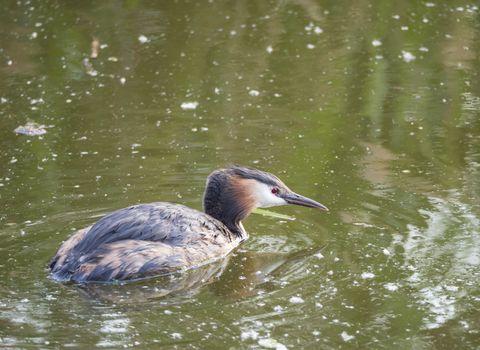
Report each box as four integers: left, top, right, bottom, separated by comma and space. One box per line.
1, 0, 479, 348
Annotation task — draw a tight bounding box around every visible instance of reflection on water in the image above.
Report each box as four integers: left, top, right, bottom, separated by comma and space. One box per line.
74, 248, 324, 305
1, 0, 480, 348
76, 256, 232, 304
400, 194, 480, 330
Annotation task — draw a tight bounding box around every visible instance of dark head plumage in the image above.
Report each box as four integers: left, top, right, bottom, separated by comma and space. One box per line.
227, 165, 287, 188
203, 166, 327, 238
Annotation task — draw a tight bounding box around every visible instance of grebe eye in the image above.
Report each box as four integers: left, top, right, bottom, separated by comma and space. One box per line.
271, 187, 279, 194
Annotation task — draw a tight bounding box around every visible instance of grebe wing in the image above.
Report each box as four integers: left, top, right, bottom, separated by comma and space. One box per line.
67, 240, 186, 282
71, 202, 232, 255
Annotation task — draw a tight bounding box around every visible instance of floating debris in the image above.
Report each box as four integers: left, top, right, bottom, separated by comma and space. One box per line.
253, 208, 295, 221
82, 58, 98, 76
14, 122, 48, 136
248, 89, 260, 97
384, 283, 399, 291
340, 331, 355, 342
180, 101, 198, 110
289, 296, 304, 304
241, 330, 259, 341
305, 22, 323, 34
401, 51, 416, 63
258, 338, 287, 350
138, 35, 149, 44
30, 98, 44, 105
372, 39, 382, 47
90, 37, 100, 58
361, 272, 375, 279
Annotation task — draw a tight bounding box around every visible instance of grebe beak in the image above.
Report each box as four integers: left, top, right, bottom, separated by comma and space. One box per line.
282, 192, 329, 211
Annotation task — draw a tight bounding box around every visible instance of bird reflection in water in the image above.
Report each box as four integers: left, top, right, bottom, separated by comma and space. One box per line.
74, 247, 323, 304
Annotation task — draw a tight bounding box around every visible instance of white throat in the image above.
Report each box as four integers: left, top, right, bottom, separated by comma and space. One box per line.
253, 182, 287, 208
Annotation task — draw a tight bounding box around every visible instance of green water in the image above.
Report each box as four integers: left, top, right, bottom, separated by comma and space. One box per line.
1, 0, 479, 348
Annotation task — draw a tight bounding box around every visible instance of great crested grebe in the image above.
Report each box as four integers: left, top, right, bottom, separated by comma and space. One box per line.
49, 166, 328, 283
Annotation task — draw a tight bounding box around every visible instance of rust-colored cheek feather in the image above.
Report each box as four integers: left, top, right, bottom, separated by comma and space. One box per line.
229, 177, 257, 220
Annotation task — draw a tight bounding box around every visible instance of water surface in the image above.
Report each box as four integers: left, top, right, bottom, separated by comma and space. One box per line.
1, 0, 479, 348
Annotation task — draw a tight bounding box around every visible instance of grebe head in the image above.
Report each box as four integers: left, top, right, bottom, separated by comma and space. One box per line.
203, 166, 328, 236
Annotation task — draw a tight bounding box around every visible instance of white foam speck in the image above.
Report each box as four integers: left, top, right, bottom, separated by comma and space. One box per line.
289, 296, 304, 304
314, 252, 324, 259
419, 47, 429, 52
266, 46, 273, 54
340, 331, 355, 342
306, 43, 315, 49
100, 318, 129, 334
372, 39, 382, 47
241, 329, 259, 341
382, 248, 391, 256
420, 286, 456, 329
249, 89, 260, 97
273, 305, 283, 312
258, 338, 288, 350
181, 101, 199, 110
361, 272, 375, 279
408, 272, 421, 283
171, 332, 182, 339
445, 285, 459, 292
138, 35, 149, 43
314, 26, 323, 34
402, 51, 416, 63
384, 283, 399, 291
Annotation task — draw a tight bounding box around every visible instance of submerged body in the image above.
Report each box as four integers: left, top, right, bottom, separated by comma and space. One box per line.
50, 166, 327, 283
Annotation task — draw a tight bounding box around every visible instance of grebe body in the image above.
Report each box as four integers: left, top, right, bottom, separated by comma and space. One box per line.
49, 166, 327, 283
